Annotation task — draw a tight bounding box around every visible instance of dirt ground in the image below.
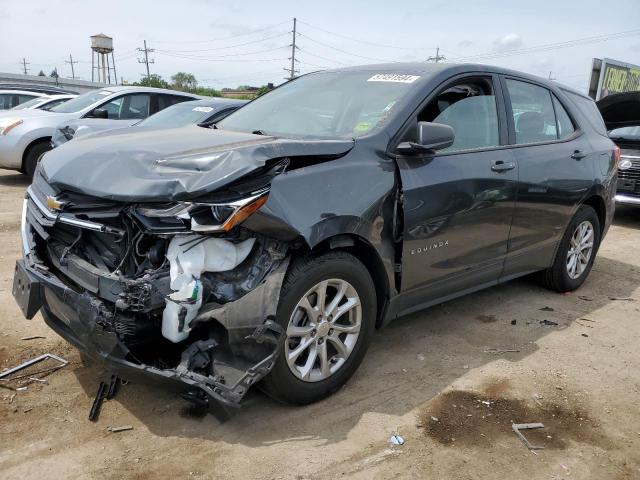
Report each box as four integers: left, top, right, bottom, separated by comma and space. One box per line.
1, 170, 639, 480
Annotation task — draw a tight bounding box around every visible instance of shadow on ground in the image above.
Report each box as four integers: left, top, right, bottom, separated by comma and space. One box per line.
0, 172, 30, 188
71, 252, 640, 448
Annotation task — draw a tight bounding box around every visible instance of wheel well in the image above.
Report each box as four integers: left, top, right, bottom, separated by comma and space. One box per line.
583, 195, 606, 233
22, 137, 51, 171
308, 234, 390, 328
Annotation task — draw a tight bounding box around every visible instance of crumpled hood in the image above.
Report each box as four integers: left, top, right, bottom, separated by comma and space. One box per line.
41, 125, 354, 202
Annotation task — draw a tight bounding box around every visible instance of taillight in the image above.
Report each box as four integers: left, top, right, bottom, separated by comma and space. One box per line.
613, 145, 621, 169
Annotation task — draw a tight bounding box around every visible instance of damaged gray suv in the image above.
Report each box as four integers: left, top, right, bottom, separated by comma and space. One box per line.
14, 63, 617, 413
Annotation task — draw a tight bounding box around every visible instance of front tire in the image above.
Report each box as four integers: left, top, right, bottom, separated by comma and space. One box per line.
540, 205, 600, 292
261, 251, 376, 404
23, 141, 51, 178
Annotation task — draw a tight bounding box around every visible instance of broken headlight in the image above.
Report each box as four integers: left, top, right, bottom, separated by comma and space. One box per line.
137, 190, 269, 233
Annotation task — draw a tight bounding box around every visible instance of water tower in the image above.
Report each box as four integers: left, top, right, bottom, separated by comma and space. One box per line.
91, 33, 117, 84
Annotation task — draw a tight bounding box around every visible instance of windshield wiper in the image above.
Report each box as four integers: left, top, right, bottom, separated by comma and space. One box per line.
252, 129, 268, 136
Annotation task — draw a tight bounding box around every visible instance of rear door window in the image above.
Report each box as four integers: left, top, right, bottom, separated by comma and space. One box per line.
552, 95, 575, 140
506, 79, 558, 144
158, 94, 191, 111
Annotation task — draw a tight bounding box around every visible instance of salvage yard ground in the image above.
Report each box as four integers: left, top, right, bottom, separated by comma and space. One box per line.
0, 169, 639, 480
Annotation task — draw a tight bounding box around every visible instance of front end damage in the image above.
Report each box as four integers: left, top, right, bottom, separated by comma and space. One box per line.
15, 169, 294, 412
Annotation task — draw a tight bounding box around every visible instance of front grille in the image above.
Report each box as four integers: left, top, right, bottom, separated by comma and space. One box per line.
617, 156, 640, 198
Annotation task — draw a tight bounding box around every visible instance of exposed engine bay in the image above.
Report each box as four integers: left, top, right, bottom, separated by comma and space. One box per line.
18, 165, 295, 411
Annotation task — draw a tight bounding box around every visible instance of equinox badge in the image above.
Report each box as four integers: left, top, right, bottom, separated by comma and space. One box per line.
410, 240, 449, 255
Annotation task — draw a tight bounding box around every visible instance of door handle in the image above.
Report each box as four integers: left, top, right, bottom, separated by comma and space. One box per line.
570, 150, 587, 160
491, 160, 516, 172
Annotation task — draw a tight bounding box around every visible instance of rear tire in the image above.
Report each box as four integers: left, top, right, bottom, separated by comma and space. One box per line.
23, 141, 51, 178
540, 205, 600, 292
261, 251, 376, 404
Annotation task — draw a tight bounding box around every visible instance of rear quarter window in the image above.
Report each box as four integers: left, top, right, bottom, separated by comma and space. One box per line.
563, 90, 608, 136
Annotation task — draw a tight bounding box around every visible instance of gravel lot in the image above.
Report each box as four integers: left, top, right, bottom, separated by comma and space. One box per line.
1, 169, 639, 480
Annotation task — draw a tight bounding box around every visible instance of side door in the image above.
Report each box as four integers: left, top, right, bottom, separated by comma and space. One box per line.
499, 77, 594, 278
155, 94, 193, 115
394, 74, 517, 310
89, 93, 152, 124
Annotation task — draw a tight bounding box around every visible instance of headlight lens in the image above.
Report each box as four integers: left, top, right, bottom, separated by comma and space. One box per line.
0, 118, 23, 135
61, 126, 76, 141
137, 191, 269, 233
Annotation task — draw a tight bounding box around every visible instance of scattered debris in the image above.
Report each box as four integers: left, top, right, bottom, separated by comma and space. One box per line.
431, 416, 439, 422
9, 393, 16, 403
16, 387, 27, 392
608, 296, 635, 302
512, 423, 546, 450
581, 333, 589, 338
389, 434, 405, 446
89, 382, 108, 422
539, 306, 555, 312
578, 295, 594, 301
20, 335, 46, 341
576, 320, 594, 328
579, 317, 596, 323
23, 407, 32, 413
510, 319, 517, 325
484, 348, 520, 354
463, 365, 469, 369
532, 394, 544, 408
540, 320, 559, 327
27, 377, 48, 384
0, 353, 68, 381
477, 314, 497, 323
417, 354, 425, 361
107, 425, 133, 433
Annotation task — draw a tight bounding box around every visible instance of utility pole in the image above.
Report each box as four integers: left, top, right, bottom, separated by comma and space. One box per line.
284, 17, 299, 80
427, 47, 446, 63
137, 40, 155, 80
65, 54, 78, 79
548, 71, 556, 81
20, 58, 29, 75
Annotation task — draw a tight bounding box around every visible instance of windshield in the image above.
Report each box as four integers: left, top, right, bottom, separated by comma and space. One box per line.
137, 102, 212, 129
218, 71, 420, 138
12, 97, 46, 110
50, 89, 113, 113
610, 126, 640, 139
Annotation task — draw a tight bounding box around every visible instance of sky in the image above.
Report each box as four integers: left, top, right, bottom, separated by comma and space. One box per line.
0, 0, 638, 92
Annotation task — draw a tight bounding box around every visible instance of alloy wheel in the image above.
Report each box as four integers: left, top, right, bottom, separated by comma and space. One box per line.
285, 278, 362, 382
566, 220, 594, 279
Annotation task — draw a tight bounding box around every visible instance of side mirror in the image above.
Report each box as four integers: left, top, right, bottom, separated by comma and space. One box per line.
89, 108, 108, 119
397, 122, 455, 154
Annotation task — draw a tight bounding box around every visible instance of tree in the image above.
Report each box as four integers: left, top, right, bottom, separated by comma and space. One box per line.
171, 72, 197, 92
38, 70, 46, 77
135, 74, 169, 89
49, 69, 59, 78
255, 83, 274, 97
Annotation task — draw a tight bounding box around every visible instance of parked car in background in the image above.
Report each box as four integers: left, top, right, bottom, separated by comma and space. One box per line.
0, 86, 200, 176
597, 92, 640, 206
11, 94, 76, 112
51, 97, 247, 148
0, 84, 77, 110
14, 63, 617, 413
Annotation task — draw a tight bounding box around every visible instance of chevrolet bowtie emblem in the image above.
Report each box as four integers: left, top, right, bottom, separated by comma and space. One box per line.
46, 196, 65, 211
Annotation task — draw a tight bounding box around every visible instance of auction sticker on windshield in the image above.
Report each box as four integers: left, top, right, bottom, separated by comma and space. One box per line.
193, 107, 214, 112
367, 74, 420, 83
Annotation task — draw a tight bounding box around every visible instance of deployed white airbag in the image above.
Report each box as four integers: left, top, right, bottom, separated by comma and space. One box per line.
162, 235, 255, 342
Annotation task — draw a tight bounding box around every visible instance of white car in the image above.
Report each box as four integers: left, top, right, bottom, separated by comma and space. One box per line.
11, 94, 76, 111
0, 86, 199, 176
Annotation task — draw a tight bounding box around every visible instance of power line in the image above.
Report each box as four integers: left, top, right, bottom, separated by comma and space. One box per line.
297, 19, 437, 51
154, 45, 288, 60
137, 40, 155, 80
154, 32, 289, 54
297, 33, 399, 63
149, 20, 290, 45
155, 51, 289, 63
452, 28, 640, 62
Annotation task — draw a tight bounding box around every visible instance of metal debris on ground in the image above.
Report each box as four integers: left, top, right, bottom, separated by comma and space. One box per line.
576, 320, 595, 328
578, 295, 594, 301
540, 320, 559, 326
608, 296, 635, 301
389, 434, 405, 446
0, 353, 68, 381
107, 425, 133, 433
88, 375, 121, 422
539, 306, 554, 312
512, 423, 546, 450
20, 335, 46, 341
484, 348, 520, 354
28, 377, 48, 384
89, 382, 107, 422
510, 319, 517, 325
